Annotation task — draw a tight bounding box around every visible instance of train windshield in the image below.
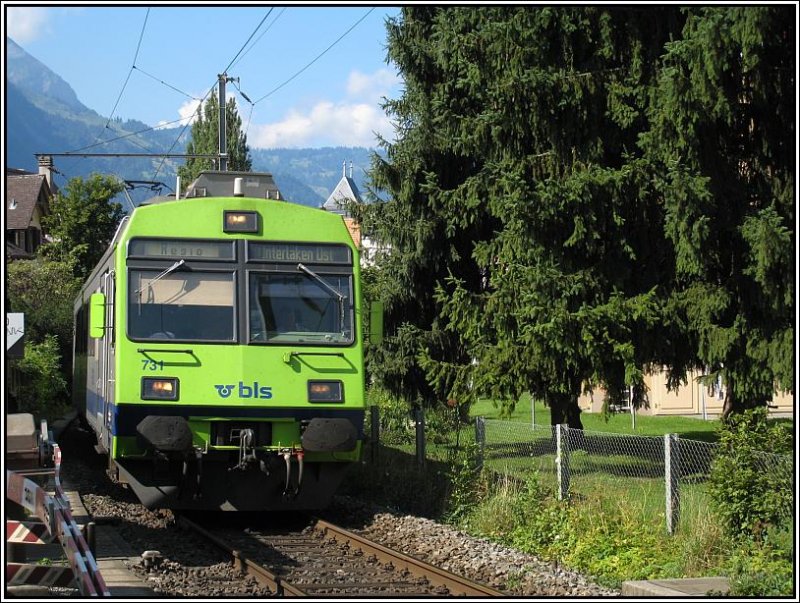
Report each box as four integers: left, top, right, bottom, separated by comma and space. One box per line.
129, 270, 235, 341
248, 272, 353, 344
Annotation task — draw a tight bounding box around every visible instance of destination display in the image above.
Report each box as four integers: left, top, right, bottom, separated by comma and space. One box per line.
129, 239, 235, 260
248, 242, 351, 265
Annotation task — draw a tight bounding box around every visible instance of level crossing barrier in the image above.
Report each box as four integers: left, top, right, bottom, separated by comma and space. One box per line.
5, 416, 110, 596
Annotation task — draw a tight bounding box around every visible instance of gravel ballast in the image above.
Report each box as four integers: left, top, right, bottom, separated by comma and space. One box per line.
56, 421, 618, 597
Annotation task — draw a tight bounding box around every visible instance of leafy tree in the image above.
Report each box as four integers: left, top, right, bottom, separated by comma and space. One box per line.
643, 7, 795, 416
362, 7, 686, 426
41, 173, 125, 279
178, 92, 252, 188
6, 258, 81, 363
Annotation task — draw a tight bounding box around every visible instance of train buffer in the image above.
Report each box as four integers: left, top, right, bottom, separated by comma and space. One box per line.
5, 413, 110, 596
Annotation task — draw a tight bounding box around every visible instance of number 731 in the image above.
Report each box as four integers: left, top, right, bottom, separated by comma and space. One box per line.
142, 359, 164, 371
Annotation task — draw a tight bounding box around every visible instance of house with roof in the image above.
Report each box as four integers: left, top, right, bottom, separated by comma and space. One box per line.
322, 160, 384, 266
6, 157, 56, 259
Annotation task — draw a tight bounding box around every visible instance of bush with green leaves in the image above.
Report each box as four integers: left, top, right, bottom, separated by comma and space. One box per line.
366, 385, 416, 445
726, 520, 794, 596
708, 407, 793, 539
443, 443, 487, 523
12, 335, 70, 422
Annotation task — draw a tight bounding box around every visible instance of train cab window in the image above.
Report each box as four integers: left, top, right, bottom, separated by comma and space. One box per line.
248, 272, 353, 345
128, 270, 235, 341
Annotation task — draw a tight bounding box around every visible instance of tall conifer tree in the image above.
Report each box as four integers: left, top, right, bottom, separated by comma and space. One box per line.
364, 6, 793, 423
364, 7, 687, 425
178, 93, 252, 188
644, 7, 794, 416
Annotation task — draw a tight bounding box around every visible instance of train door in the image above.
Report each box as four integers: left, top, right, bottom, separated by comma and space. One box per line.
97, 271, 116, 452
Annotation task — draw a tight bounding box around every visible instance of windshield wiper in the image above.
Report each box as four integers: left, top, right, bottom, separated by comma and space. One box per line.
297, 263, 346, 331
135, 259, 186, 294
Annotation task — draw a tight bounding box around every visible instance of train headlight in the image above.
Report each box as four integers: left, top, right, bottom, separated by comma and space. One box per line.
142, 377, 179, 401
223, 210, 259, 233
308, 381, 344, 403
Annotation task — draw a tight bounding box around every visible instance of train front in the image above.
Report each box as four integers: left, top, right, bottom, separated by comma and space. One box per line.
109, 194, 368, 510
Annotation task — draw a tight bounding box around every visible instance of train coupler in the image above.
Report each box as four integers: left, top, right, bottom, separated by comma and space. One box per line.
228, 428, 257, 472
280, 448, 305, 498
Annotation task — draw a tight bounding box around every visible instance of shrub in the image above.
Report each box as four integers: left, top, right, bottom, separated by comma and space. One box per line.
443, 443, 488, 522
366, 385, 415, 445
6, 258, 81, 385
727, 520, 794, 596
707, 407, 793, 538
12, 335, 70, 422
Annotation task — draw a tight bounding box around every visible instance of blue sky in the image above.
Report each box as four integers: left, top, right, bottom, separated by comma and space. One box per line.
6, 4, 403, 149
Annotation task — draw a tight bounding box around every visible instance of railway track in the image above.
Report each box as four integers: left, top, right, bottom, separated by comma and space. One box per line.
179, 515, 505, 596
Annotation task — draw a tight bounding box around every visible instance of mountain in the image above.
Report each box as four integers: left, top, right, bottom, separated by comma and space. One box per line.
5, 37, 380, 208
7, 37, 88, 115
252, 147, 377, 207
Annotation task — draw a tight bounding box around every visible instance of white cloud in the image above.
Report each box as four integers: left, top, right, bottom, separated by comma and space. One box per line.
6, 7, 52, 43
346, 68, 401, 101
250, 101, 392, 149
154, 99, 200, 129
248, 68, 400, 149
178, 99, 203, 124
156, 92, 240, 129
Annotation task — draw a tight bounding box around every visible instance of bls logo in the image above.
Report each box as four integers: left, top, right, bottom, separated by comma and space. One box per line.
215, 381, 273, 399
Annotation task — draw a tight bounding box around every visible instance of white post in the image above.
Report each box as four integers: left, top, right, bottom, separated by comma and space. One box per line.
556, 424, 570, 501
665, 433, 680, 534
701, 378, 707, 420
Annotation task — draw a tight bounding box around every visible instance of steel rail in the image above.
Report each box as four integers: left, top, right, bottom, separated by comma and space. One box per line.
180, 513, 504, 597
312, 518, 505, 596
176, 516, 306, 596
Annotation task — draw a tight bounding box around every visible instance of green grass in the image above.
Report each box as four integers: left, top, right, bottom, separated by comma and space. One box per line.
363, 389, 794, 595
470, 396, 721, 441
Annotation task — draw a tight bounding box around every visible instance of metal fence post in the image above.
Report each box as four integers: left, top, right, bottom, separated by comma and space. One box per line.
557, 424, 570, 500
665, 433, 680, 534
415, 407, 426, 468
369, 405, 380, 463
475, 416, 486, 470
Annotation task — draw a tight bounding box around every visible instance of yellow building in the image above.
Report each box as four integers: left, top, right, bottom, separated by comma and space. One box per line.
579, 369, 793, 418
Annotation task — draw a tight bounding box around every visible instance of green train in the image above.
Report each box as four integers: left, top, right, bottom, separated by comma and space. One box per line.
73, 171, 381, 510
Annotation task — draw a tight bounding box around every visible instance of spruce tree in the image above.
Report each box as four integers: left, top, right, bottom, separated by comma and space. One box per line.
364, 7, 687, 426
364, 6, 793, 424
178, 93, 253, 188
643, 7, 795, 416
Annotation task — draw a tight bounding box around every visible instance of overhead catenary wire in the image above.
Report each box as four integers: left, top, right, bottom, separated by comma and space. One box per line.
61, 7, 376, 182
93, 8, 150, 145
133, 65, 200, 101
222, 8, 273, 75
253, 7, 375, 105
152, 9, 274, 180
151, 83, 216, 180
68, 112, 198, 154
151, 9, 274, 180
228, 7, 285, 72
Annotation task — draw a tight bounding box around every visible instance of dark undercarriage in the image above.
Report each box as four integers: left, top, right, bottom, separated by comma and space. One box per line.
114, 452, 351, 511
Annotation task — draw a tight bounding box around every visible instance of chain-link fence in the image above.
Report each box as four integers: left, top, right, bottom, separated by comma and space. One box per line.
476, 419, 794, 534
365, 407, 793, 534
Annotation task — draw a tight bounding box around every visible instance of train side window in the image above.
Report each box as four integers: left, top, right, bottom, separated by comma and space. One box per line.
74, 305, 86, 355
